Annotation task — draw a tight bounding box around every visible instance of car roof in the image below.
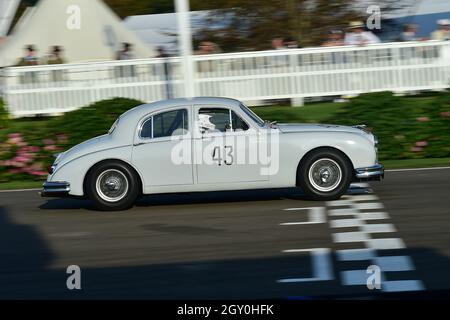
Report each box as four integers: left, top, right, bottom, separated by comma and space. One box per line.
141, 96, 241, 111
120, 97, 242, 121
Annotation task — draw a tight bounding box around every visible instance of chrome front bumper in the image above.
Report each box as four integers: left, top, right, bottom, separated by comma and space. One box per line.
40, 181, 70, 197
354, 164, 384, 181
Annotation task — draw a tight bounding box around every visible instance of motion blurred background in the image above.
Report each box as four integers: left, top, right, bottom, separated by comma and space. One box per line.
1, 0, 449, 187
0, 0, 449, 300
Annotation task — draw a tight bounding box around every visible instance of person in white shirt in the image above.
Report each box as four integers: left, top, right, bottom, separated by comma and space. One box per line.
344, 21, 381, 46
431, 19, 450, 41
400, 24, 421, 42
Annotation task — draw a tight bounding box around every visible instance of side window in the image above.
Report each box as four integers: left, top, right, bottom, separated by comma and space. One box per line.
232, 111, 249, 131
140, 109, 188, 139
198, 108, 249, 133
140, 118, 152, 139
199, 108, 230, 133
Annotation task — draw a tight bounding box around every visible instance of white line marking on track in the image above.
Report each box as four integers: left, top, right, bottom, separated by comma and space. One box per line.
366, 238, 406, 250
353, 202, 384, 210
382, 280, 425, 292
330, 219, 364, 228
332, 231, 369, 243
280, 207, 325, 225
327, 193, 425, 293
278, 248, 333, 283
346, 195, 379, 202
326, 200, 354, 207
361, 223, 396, 233
357, 212, 390, 220
328, 208, 359, 216
336, 249, 376, 261
341, 270, 374, 286
374, 256, 414, 272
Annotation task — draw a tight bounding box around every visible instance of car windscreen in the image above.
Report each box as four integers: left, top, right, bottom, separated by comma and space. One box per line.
239, 103, 265, 127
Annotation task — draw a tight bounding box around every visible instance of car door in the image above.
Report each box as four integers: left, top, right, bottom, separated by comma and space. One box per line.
132, 107, 194, 188
194, 105, 269, 184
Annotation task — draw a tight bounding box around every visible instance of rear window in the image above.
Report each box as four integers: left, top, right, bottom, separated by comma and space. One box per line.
140, 109, 188, 139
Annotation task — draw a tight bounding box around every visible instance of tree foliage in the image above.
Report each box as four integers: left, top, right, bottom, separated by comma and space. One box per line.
195, 0, 416, 51
10, 0, 415, 51
103, 0, 175, 18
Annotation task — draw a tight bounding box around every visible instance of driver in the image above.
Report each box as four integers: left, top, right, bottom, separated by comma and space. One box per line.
198, 114, 216, 132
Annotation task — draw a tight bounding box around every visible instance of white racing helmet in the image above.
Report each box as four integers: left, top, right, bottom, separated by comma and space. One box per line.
198, 114, 216, 131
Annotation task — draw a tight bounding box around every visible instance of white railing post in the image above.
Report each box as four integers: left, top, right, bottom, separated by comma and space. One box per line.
175, 0, 195, 98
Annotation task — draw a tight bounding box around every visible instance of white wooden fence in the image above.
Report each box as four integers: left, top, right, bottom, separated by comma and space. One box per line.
1, 40, 449, 117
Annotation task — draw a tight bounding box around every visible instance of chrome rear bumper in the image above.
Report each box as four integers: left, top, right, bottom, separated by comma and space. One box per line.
40, 181, 70, 197
354, 164, 384, 181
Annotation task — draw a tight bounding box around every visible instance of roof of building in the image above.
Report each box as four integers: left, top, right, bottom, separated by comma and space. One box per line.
0, 0, 155, 67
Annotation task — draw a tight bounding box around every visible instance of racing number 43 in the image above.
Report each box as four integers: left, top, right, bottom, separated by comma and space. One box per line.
212, 146, 233, 166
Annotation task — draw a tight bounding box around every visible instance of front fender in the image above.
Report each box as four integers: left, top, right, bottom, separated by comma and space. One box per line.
273, 131, 376, 186
296, 132, 377, 169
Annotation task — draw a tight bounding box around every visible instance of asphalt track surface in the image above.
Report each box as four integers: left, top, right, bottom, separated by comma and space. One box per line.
0, 168, 449, 299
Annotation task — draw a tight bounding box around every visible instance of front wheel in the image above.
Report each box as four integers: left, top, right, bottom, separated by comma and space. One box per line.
86, 161, 139, 211
298, 149, 353, 201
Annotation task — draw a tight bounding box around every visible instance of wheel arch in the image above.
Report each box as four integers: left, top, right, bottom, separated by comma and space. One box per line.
295, 146, 355, 187
83, 159, 144, 196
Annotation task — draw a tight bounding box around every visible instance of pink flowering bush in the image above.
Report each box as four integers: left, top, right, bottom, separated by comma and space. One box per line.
0, 133, 58, 181
0, 98, 143, 183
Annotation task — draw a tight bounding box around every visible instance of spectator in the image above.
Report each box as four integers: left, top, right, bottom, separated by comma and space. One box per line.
271, 38, 285, 50
114, 43, 135, 78
155, 46, 172, 99
431, 19, 450, 41
399, 24, 426, 42
17, 45, 39, 66
116, 42, 133, 60
44, 46, 65, 83
155, 46, 169, 58
344, 21, 380, 46
195, 41, 221, 55
322, 29, 345, 47
46, 46, 65, 65
284, 37, 299, 49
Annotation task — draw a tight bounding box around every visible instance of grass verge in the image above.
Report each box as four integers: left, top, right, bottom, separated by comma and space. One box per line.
383, 158, 450, 169
0, 180, 43, 191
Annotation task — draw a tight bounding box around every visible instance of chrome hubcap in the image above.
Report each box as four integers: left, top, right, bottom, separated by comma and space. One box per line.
308, 158, 342, 192
96, 169, 129, 202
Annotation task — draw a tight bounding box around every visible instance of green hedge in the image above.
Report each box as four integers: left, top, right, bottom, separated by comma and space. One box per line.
330, 92, 450, 160
0, 98, 142, 183
0, 92, 449, 183
46, 98, 143, 147
0, 98, 8, 129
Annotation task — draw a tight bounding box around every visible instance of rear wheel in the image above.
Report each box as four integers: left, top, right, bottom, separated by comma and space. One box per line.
298, 149, 352, 201
86, 161, 139, 211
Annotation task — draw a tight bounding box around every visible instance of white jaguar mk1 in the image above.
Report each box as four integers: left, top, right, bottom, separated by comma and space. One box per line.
41, 97, 384, 210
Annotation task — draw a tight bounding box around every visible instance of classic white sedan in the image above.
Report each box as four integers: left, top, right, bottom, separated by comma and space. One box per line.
41, 97, 384, 210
